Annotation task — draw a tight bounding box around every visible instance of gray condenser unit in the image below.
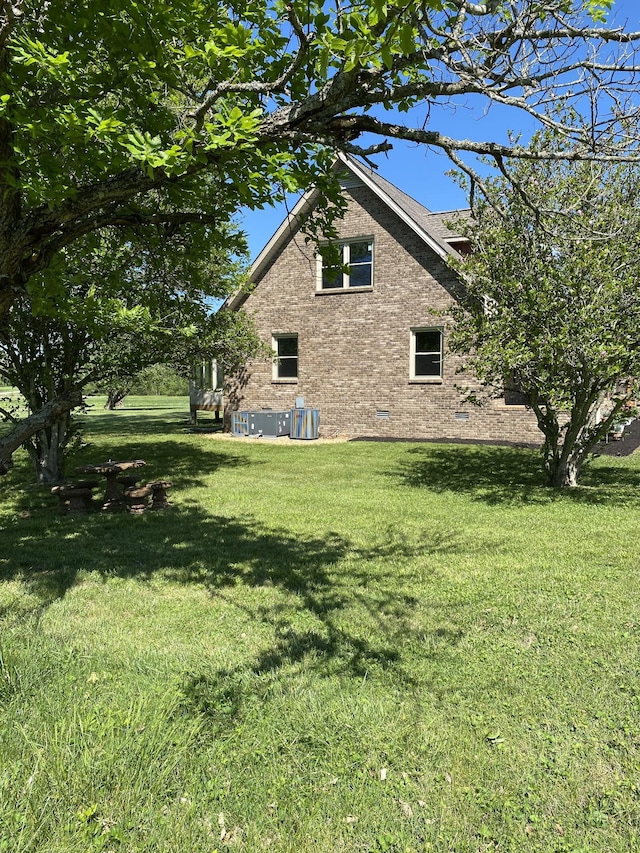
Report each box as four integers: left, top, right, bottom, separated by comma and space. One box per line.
248, 410, 291, 437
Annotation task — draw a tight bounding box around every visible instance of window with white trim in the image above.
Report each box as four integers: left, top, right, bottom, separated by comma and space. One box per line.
272, 334, 298, 380
318, 239, 373, 290
410, 328, 443, 379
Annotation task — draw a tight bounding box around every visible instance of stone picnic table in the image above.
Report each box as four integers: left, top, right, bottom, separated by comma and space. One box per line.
75, 459, 146, 510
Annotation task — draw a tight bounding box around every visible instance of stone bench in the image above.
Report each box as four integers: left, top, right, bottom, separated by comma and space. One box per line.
124, 485, 153, 514
147, 480, 172, 510
51, 480, 99, 514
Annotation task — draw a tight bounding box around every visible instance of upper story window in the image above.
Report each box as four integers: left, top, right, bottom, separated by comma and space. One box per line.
272, 334, 298, 381
318, 239, 373, 290
410, 328, 443, 380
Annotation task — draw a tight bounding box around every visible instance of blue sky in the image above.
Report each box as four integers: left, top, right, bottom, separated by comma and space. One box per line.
239, 0, 640, 261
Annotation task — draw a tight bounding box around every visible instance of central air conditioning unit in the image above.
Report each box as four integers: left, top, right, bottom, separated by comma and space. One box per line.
290, 408, 320, 439
231, 408, 320, 439
247, 410, 291, 437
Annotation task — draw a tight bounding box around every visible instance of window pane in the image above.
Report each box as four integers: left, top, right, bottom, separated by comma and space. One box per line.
349, 263, 372, 288
278, 337, 298, 357
320, 241, 373, 290
276, 336, 298, 379
349, 241, 372, 263
415, 353, 441, 376
322, 267, 342, 289
278, 358, 298, 378
415, 330, 441, 353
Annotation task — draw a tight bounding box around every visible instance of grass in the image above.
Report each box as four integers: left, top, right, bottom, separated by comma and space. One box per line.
2, 395, 640, 852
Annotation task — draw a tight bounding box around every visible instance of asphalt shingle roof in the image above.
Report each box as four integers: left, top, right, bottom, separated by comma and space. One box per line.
342, 154, 470, 248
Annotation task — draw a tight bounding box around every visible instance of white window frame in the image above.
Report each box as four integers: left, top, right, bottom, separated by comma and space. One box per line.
272, 334, 298, 382
316, 238, 374, 291
410, 327, 444, 381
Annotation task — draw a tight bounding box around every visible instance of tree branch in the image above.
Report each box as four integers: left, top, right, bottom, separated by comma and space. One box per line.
0, 0, 22, 50
191, 2, 314, 129
0, 390, 82, 476
320, 114, 640, 164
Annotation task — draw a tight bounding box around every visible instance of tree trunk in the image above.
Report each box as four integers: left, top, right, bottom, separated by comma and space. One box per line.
105, 388, 129, 409
548, 453, 582, 488
544, 415, 615, 488
0, 283, 14, 322
535, 390, 623, 488
0, 392, 82, 476
25, 415, 70, 484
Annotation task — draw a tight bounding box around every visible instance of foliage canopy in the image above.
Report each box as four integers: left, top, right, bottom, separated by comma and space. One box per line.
0, 224, 260, 480
450, 138, 640, 487
2, 0, 640, 318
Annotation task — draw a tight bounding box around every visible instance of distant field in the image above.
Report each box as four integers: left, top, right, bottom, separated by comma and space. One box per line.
2, 397, 640, 852
0, 387, 25, 438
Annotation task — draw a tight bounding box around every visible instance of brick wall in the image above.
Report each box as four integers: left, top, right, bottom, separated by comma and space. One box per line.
228, 182, 542, 446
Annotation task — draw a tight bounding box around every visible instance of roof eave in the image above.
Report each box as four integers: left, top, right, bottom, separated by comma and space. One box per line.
337, 153, 458, 263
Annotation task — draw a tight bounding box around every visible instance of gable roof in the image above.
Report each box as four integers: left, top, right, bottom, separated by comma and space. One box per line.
343, 156, 468, 252
226, 153, 469, 310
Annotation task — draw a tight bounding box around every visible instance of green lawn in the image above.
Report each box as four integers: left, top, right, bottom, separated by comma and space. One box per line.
2, 396, 640, 852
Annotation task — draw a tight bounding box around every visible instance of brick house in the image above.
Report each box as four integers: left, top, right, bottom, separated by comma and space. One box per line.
225, 154, 541, 444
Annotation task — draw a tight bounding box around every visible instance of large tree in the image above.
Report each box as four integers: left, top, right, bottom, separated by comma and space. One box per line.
449, 140, 640, 488
1, 0, 640, 472
2, 0, 640, 321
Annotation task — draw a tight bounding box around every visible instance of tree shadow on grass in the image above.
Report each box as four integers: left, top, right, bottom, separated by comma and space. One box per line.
69, 440, 255, 490
393, 443, 546, 505
79, 405, 192, 438
392, 443, 640, 506
1, 498, 470, 693
570, 460, 640, 505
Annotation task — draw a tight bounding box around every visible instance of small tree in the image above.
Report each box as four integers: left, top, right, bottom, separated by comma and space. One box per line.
128, 365, 189, 397
450, 143, 640, 487
0, 225, 260, 483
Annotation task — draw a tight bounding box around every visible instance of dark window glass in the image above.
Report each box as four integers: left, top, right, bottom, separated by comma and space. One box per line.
348, 241, 372, 287
414, 330, 442, 377
504, 389, 528, 405
349, 264, 372, 288
322, 266, 342, 289
350, 241, 372, 264
415, 354, 441, 376
504, 371, 528, 405
278, 337, 297, 357
278, 358, 298, 378
276, 336, 298, 378
415, 330, 441, 353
